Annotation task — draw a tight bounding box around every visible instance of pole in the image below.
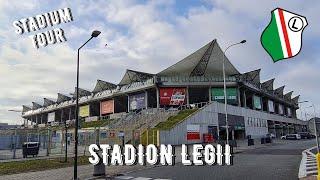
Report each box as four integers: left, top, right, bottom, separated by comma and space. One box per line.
13, 128, 17, 159
222, 53, 229, 144
313, 104, 319, 153
74, 36, 93, 180
222, 41, 246, 144
65, 119, 68, 162
74, 48, 80, 180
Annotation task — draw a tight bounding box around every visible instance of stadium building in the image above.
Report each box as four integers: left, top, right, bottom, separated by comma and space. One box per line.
21, 39, 307, 143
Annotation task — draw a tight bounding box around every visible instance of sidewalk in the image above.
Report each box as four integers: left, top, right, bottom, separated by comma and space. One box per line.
0, 139, 282, 180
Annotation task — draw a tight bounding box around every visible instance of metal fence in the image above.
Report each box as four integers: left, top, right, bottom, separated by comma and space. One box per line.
0, 127, 150, 161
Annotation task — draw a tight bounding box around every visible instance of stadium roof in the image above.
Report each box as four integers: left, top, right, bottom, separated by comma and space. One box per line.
158, 39, 240, 77
43, 98, 55, 107
292, 95, 300, 104
73, 88, 91, 98
57, 93, 71, 103
284, 91, 293, 100
119, 69, 154, 85
21, 38, 301, 115
261, 78, 275, 91
274, 86, 285, 97
32, 102, 42, 110
22, 105, 31, 113
92, 80, 117, 93
242, 69, 261, 84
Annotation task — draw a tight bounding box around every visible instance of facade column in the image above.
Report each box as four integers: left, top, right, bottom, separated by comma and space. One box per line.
208, 86, 212, 103
243, 90, 247, 108
252, 94, 256, 110
260, 96, 263, 112
237, 87, 241, 107
61, 110, 63, 123
144, 90, 148, 109
41, 114, 43, 124
99, 101, 102, 117
186, 86, 190, 105
127, 94, 130, 112
36, 115, 38, 125
156, 87, 160, 108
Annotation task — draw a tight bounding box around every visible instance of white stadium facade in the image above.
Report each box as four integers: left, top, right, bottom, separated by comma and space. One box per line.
21, 39, 307, 144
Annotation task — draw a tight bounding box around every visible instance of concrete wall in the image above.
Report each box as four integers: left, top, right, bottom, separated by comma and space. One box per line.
160, 101, 306, 145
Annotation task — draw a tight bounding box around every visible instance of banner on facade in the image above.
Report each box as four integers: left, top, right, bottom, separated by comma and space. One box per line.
287, 107, 292, 116
187, 124, 200, 140
48, 112, 55, 122
101, 100, 114, 115
159, 88, 186, 105
253, 95, 262, 109
279, 104, 284, 115
79, 105, 90, 117
268, 100, 275, 112
211, 88, 237, 104
129, 93, 146, 110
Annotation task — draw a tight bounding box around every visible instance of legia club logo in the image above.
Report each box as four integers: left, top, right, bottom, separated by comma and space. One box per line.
261, 8, 308, 62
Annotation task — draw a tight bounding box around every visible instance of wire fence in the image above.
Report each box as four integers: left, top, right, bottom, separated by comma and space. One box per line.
0, 126, 159, 161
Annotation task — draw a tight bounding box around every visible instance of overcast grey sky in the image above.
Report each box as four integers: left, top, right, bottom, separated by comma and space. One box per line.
0, 0, 319, 125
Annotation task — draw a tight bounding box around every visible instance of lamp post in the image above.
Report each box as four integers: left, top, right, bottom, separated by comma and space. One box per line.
222, 40, 246, 145
306, 104, 319, 153
8, 109, 23, 159
298, 101, 309, 120
74, 30, 101, 180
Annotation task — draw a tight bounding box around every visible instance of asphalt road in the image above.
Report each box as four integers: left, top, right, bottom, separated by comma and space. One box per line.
118, 139, 316, 180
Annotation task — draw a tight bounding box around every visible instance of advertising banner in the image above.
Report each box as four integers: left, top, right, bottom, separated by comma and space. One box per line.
79, 105, 90, 117
268, 100, 275, 112
100, 100, 114, 115
287, 107, 292, 116
159, 87, 186, 105
129, 93, 146, 110
253, 95, 262, 109
187, 124, 200, 140
211, 88, 237, 104
279, 104, 284, 115
48, 112, 55, 122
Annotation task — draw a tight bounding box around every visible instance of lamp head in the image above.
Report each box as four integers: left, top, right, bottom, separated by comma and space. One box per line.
240, 40, 246, 44
91, 30, 101, 37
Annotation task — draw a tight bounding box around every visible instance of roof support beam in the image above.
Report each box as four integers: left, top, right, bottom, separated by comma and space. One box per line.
190, 40, 215, 77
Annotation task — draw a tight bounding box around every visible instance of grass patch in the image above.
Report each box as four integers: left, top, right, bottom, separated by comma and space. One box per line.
0, 156, 89, 176
155, 109, 198, 130
141, 130, 158, 145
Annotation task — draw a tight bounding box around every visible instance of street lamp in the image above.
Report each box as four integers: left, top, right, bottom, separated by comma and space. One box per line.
306, 104, 319, 153
298, 101, 309, 120
223, 40, 246, 145
74, 30, 101, 180
8, 110, 24, 126
8, 109, 23, 159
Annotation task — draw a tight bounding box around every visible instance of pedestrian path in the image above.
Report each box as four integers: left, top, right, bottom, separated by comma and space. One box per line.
305, 152, 318, 176
299, 146, 318, 179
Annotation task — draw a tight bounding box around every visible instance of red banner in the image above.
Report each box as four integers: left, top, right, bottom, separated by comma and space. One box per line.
187, 124, 200, 140
187, 132, 200, 140
159, 87, 186, 105
100, 100, 114, 115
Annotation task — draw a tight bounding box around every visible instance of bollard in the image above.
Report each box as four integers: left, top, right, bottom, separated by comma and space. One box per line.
317, 153, 320, 180
93, 152, 106, 177
93, 128, 106, 177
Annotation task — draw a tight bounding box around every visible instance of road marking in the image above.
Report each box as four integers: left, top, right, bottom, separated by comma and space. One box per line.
132, 177, 152, 180
115, 176, 171, 180
116, 176, 134, 179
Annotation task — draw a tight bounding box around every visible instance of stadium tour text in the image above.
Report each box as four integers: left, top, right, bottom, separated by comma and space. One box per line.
12, 8, 73, 49
89, 144, 232, 166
